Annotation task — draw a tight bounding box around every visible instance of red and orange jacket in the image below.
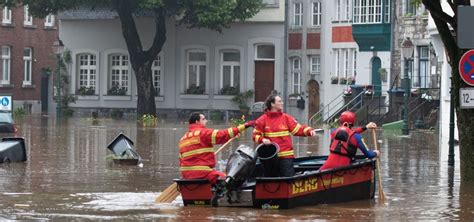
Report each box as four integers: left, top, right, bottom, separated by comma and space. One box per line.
252, 111, 313, 159
179, 123, 246, 179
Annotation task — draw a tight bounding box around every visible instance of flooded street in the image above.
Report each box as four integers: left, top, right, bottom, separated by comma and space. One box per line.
0, 115, 473, 221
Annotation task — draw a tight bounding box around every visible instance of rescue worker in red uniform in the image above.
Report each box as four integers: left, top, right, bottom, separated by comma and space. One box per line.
319, 111, 380, 171
179, 112, 254, 184
252, 94, 316, 177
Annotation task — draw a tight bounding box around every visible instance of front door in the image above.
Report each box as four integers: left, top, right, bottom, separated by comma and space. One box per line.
371, 57, 382, 96
307, 79, 320, 120
254, 61, 274, 102
41, 72, 49, 113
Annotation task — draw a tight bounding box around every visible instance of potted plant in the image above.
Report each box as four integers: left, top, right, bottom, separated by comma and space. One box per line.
347, 76, 355, 85
108, 85, 127, 95
219, 85, 240, 95
77, 86, 95, 95
378, 68, 387, 82
339, 77, 347, 84
331, 76, 339, 84
185, 84, 205, 94
231, 90, 254, 115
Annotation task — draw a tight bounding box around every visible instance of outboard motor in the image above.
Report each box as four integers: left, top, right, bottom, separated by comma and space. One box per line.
224, 145, 257, 190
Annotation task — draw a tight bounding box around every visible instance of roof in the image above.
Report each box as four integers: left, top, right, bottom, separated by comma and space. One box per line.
59, 8, 154, 20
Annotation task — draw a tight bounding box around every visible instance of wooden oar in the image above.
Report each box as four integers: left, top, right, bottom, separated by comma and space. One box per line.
372, 129, 386, 203
155, 135, 239, 203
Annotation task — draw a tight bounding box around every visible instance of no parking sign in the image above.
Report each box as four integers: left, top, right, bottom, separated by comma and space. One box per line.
459, 50, 474, 86
0, 96, 12, 112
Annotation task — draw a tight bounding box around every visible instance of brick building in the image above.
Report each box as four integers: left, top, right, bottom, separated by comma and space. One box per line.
1, 5, 57, 114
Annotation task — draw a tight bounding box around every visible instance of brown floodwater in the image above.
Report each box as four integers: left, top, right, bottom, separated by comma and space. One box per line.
0, 115, 472, 221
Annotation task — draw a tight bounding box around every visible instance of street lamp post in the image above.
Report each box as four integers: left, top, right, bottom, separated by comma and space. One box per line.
401, 37, 414, 135
52, 38, 64, 118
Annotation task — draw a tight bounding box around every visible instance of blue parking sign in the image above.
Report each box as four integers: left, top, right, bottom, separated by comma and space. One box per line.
0, 96, 12, 111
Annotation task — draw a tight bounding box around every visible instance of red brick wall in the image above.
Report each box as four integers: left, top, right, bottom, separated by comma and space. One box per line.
307, 33, 321, 49
289, 33, 302, 50
0, 5, 57, 101
332, 26, 355, 43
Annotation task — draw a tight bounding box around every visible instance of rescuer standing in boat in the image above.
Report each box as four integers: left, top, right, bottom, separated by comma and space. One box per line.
252, 94, 316, 177
179, 112, 255, 184
319, 111, 380, 171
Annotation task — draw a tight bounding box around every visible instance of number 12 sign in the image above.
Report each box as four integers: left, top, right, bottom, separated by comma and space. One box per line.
460, 88, 474, 109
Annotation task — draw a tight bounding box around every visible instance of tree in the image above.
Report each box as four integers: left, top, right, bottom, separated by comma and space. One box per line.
422, 0, 474, 180
0, 0, 263, 116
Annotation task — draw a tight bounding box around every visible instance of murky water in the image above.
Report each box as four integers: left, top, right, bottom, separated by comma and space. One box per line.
0, 115, 473, 221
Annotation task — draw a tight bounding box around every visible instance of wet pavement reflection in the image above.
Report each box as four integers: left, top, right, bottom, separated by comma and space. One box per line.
0, 115, 473, 220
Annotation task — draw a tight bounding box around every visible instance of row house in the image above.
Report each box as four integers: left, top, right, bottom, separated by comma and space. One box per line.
58, 1, 284, 118
0, 5, 57, 113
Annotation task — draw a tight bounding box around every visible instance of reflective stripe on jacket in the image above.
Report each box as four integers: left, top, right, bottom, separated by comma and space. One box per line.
252, 111, 313, 159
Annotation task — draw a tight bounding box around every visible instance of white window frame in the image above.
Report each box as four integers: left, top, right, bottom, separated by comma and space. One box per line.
293, 2, 303, 27
353, 50, 357, 77
2, 6, 12, 24
335, 50, 340, 77
255, 44, 275, 61
1, 46, 11, 85
311, 2, 322, 26
384, 0, 390, 23
152, 54, 163, 96
108, 54, 130, 95
344, 50, 349, 78
77, 53, 97, 94
310, 55, 320, 74
336, 0, 341, 21
220, 50, 241, 90
354, 0, 383, 24
344, 0, 351, 21
23, 48, 33, 86
24, 5, 33, 26
186, 50, 207, 90
45, 14, 55, 27
291, 58, 302, 94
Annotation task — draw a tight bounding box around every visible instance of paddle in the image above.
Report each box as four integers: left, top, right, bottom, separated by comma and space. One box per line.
155, 135, 239, 203
372, 129, 386, 203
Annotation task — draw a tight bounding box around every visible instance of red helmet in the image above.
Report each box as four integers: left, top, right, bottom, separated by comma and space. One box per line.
339, 111, 355, 126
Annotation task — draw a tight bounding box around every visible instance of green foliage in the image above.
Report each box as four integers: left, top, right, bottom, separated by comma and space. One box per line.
186, 84, 205, 94
138, 114, 158, 127
13, 107, 26, 119
77, 86, 95, 95
41, 67, 52, 77
230, 115, 246, 126
220, 85, 240, 95
210, 110, 223, 121
52, 55, 76, 117
108, 85, 127, 96
231, 90, 253, 108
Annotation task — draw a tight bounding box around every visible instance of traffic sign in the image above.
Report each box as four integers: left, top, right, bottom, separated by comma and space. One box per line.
459, 50, 474, 86
460, 88, 474, 109
0, 95, 12, 111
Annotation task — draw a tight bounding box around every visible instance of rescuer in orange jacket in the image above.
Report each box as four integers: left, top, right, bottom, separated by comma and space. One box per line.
179, 112, 255, 184
319, 111, 380, 171
252, 94, 316, 177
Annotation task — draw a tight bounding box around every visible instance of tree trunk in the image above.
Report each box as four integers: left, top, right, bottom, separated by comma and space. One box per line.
113, 0, 166, 117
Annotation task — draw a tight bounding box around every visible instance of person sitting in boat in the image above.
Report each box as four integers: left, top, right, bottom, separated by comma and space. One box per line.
319, 111, 380, 171
252, 94, 316, 177
179, 112, 255, 184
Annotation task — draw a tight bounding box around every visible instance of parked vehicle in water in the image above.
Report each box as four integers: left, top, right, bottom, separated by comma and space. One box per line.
0, 112, 17, 133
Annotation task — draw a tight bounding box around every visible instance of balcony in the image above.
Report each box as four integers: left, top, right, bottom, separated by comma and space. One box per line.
352, 23, 391, 51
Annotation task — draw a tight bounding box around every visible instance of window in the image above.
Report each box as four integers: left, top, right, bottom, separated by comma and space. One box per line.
312, 2, 322, 26
77, 53, 97, 94
310, 55, 320, 74
186, 50, 206, 92
24, 5, 33, 26
1, 46, 11, 84
293, 3, 303, 27
354, 0, 385, 24
23, 48, 32, 85
108, 54, 129, 95
2, 6, 11, 24
263, 0, 279, 6
152, 55, 162, 96
256, 44, 275, 60
45, 14, 55, 27
336, 0, 341, 21
292, 58, 302, 94
344, 50, 349, 78
353, 50, 357, 77
405, 57, 414, 87
417, 46, 429, 88
345, 0, 351, 21
405, 0, 416, 15
220, 51, 240, 93
336, 0, 351, 22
